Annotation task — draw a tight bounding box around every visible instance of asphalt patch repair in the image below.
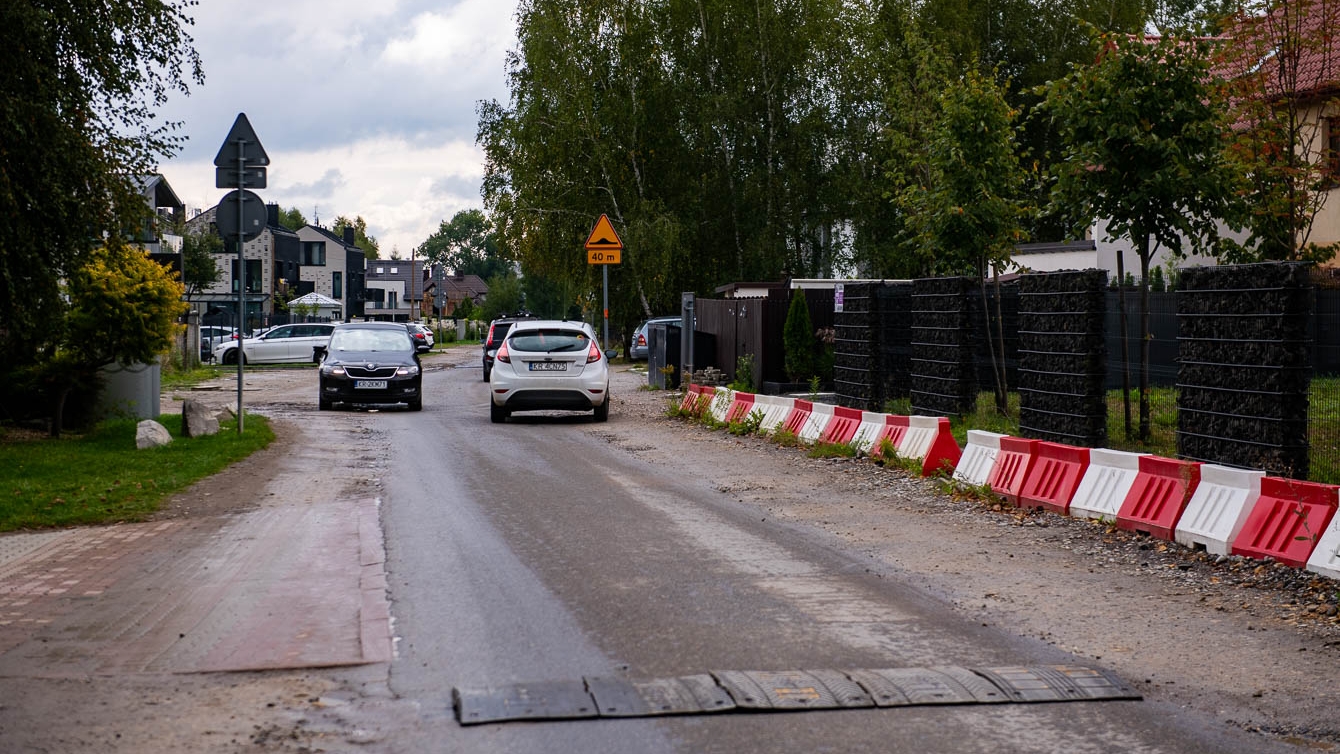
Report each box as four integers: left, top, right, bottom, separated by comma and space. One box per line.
453, 664, 1140, 725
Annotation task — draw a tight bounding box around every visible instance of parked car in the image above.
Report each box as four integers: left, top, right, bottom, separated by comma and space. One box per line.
405, 323, 433, 353
482, 315, 537, 381
213, 323, 336, 365
629, 316, 682, 361
316, 322, 422, 411
488, 320, 609, 423
199, 326, 236, 361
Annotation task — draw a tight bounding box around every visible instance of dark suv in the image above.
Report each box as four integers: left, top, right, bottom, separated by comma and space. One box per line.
482, 315, 536, 381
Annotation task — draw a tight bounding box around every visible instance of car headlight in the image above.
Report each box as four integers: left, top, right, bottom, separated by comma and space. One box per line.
321, 363, 346, 376
396, 365, 419, 376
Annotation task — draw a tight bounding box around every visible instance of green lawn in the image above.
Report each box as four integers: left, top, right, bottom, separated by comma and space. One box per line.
0, 413, 273, 532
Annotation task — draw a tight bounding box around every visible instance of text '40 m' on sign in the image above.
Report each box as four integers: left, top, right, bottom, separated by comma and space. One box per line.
585, 214, 623, 265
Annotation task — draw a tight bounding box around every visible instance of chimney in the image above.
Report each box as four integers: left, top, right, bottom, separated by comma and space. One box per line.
266, 203, 279, 228
343, 226, 355, 245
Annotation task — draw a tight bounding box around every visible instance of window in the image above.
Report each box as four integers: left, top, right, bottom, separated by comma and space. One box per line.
332, 271, 342, 299
388, 291, 398, 310
376, 267, 384, 274
390, 267, 399, 274
302, 241, 326, 266
1328, 118, 1340, 189
231, 259, 262, 293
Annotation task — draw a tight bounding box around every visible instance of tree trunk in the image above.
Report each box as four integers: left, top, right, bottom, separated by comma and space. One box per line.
1138, 235, 1152, 443
1116, 248, 1132, 441
993, 268, 1009, 415
51, 384, 70, 439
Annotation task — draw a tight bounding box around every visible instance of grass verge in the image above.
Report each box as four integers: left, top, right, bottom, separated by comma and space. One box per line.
0, 413, 274, 532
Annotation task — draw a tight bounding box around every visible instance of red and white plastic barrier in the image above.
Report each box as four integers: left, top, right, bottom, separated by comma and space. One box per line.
1175, 464, 1265, 556
821, 406, 864, 445
799, 402, 836, 444
987, 437, 1038, 504
778, 399, 813, 438
708, 387, 733, 422
754, 395, 795, 433
852, 411, 891, 455
894, 416, 961, 477
869, 416, 911, 461
1116, 456, 1202, 541
1307, 516, 1340, 580
1233, 477, 1339, 568
724, 391, 757, 424
954, 430, 1008, 488
1069, 448, 1146, 522
1018, 442, 1091, 515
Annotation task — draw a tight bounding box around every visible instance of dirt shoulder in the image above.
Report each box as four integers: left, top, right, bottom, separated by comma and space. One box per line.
601, 376, 1340, 749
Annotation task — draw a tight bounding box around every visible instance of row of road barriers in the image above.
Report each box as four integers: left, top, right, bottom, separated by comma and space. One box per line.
676, 384, 1340, 583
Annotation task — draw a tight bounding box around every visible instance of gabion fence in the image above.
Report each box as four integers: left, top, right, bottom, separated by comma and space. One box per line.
909, 276, 977, 417
1017, 270, 1108, 447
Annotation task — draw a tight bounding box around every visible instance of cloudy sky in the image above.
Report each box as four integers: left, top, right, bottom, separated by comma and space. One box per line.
157, 0, 518, 258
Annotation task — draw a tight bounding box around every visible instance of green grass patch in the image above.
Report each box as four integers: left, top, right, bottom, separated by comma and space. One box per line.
808, 441, 858, 459
0, 413, 274, 531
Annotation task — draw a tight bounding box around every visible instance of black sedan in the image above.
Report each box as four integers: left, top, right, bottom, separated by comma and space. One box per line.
316, 322, 423, 411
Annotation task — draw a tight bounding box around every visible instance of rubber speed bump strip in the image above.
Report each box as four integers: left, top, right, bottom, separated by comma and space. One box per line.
452, 665, 1141, 725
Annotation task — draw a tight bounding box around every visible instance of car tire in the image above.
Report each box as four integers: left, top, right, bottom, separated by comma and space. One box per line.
408, 398, 422, 412
593, 393, 610, 422
482, 364, 491, 382
490, 400, 508, 423
222, 349, 242, 365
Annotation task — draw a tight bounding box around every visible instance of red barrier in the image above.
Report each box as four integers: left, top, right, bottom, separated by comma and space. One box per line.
988, 437, 1038, 504
1232, 476, 1339, 568
821, 406, 863, 445
780, 400, 813, 437
870, 416, 910, 461
678, 384, 703, 413
1117, 456, 1202, 540
910, 416, 963, 477
724, 392, 757, 424
1018, 442, 1091, 514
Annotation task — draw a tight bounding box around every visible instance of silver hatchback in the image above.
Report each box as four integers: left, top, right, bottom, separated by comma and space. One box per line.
488, 320, 610, 423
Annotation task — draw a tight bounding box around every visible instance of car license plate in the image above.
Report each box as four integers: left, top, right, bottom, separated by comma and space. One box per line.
529, 362, 568, 372
355, 380, 388, 389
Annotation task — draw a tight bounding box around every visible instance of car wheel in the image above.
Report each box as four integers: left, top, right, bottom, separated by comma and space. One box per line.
482, 364, 491, 382
490, 400, 508, 423
408, 398, 422, 412
593, 394, 610, 423
221, 349, 239, 365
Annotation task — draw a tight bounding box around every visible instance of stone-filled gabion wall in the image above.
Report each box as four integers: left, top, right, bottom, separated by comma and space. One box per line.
1177, 263, 1312, 478
833, 282, 914, 411
910, 276, 977, 417
1017, 270, 1108, 447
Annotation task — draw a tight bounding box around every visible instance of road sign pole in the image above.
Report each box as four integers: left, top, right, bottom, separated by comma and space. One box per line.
602, 265, 609, 352
236, 142, 246, 433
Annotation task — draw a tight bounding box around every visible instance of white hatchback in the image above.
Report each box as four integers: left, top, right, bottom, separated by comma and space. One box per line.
488, 320, 610, 423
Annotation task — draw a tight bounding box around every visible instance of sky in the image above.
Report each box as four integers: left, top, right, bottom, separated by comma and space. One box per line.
157, 0, 518, 259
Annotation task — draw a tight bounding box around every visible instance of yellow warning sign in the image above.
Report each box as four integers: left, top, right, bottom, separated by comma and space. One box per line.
584, 214, 623, 264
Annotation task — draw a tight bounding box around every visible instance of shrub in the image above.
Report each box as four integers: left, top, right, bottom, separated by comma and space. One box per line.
783, 290, 816, 382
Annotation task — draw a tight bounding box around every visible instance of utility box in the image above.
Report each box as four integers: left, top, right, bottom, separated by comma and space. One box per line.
649, 325, 716, 389
98, 362, 162, 420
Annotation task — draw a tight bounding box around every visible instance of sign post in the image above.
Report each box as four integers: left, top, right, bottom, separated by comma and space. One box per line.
584, 214, 623, 352
214, 113, 270, 433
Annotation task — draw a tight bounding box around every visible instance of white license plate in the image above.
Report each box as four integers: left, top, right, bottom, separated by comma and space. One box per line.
529, 361, 568, 372
355, 380, 388, 389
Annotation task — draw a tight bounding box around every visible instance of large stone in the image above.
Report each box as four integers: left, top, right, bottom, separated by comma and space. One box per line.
136, 420, 172, 449
182, 399, 220, 438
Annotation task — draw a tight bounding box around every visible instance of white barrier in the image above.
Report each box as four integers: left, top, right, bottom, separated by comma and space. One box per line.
852, 412, 889, 455
753, 395, 794, 432
953, 430, 1007, 487
708, 387, 733, 422
1175, 464, 1265, 556
1069, 448, 1146, 522
1307, 518, 1340, 580
896, 416, 941, 461
799, 402, 835, 444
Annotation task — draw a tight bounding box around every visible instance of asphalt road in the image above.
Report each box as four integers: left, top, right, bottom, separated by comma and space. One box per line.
373, 357, 1286, 753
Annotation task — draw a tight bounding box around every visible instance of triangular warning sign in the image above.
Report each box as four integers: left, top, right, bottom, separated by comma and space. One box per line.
584, 214, 624, 250
213, 113, 270, 167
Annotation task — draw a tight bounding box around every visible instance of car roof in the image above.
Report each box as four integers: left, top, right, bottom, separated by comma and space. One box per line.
334, 321, 408, 331
507, 319, 595, 334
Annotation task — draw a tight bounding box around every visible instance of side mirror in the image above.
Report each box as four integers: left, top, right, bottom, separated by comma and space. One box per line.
313, 345, 327, 362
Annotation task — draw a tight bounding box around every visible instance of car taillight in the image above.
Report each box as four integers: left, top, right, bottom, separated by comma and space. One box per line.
587, 341, 601, 363
485, 324, 497, 347
496, 343, 510, 364
636, 333, 646, 347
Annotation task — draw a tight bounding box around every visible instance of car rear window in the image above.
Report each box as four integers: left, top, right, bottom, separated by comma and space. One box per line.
330, 328, 412, 352
508, 328, 590, 353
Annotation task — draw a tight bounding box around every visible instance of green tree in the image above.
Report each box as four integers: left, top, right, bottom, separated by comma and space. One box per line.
904, 65, 1027, 414
1039, 33, 1243, 442
42, 246, 187, 436
417, 209, 512, 280
783, 290, 816, 383
452, 297, 475, 321
181, 231, 224, 300
0, 0, 202, 364
479, 273, 525, 322
276, 206, 308, 232
332, 215, 379, 259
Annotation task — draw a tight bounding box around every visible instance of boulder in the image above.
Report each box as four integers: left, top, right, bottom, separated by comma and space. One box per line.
182, 399, 220, 438
136, 420, 172, 449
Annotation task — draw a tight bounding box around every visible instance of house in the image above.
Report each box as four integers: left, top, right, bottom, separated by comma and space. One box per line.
364, 259, 425, 321
296, 224, 367, 320
424, 270, 489, 316
185, 203, 301, 326
136, 175, 186, 274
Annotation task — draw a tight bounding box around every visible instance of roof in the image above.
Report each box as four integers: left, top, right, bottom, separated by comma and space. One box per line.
288, 292, 342, 307
1222, 0, 1340, 100
138, 174, 183, 212
301, 224, 360, 250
